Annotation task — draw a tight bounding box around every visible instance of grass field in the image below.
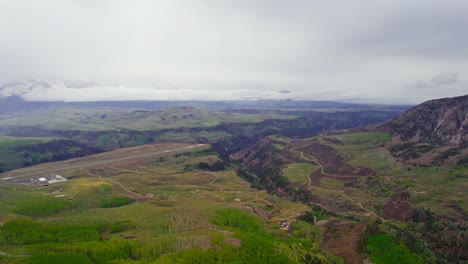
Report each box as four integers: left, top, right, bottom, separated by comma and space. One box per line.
282, 163, 317, 185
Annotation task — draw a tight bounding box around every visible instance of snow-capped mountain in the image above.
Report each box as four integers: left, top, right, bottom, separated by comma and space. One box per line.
0, 79, 97, 98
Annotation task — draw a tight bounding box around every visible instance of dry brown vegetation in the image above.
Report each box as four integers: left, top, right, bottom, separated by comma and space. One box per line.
320, 219, 366, 264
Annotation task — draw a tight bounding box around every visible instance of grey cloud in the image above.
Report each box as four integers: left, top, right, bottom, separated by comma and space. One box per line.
407, 72, 463, 96
409, 80, 431, 89
337, 1, 468, 58
0, 0, 467, 104
431, 72, 458, 85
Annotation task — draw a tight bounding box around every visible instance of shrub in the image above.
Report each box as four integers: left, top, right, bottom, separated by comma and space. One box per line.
0, 220, 104, 244
100, 196, 134, 208
27, 252, 93, 264
110, 221, 137, 233
366, 234, 424, 264
13, 197, 73, 218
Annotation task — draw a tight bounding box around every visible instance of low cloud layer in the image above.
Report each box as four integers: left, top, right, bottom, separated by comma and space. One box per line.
407, 72, 466, 99
0, 79, 360, 102
21, 86, 302, 102
0, 1, 467, 104
431, 72, 458, 85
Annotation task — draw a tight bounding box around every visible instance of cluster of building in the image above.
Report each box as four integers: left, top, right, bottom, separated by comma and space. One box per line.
30, 174, 67, 185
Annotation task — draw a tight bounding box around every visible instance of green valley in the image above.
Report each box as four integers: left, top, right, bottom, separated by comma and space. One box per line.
0, 95, 466, 263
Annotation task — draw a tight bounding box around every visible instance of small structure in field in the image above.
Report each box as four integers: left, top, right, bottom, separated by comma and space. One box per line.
38, 177, 48, 185
33, 174, 67, 186
48, 175, 67, 184
279, 221, 290, 230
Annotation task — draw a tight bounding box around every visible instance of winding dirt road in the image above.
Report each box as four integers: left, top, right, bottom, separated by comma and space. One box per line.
290, 139, 385, 221
207, 172, 223, 192
85, 170, 142, 197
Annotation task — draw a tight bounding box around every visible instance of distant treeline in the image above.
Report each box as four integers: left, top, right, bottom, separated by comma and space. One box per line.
15, 139, 103, 167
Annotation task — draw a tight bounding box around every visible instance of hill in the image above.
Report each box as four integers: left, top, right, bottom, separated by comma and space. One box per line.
229, 96, 467, 263
232, 132, 466, 263
382, 94, 468, 166
388, 94, 467, 146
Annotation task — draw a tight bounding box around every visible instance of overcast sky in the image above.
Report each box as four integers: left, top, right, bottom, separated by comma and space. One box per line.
0, 0, 467, 103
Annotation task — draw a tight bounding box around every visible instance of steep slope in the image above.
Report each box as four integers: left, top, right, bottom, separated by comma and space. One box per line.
383, 94, 468, 165
388, 94, 467, 146
232, 131, 467, 263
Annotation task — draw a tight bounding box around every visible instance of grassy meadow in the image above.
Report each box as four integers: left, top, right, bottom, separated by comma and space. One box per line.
282, 163, 317, 185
